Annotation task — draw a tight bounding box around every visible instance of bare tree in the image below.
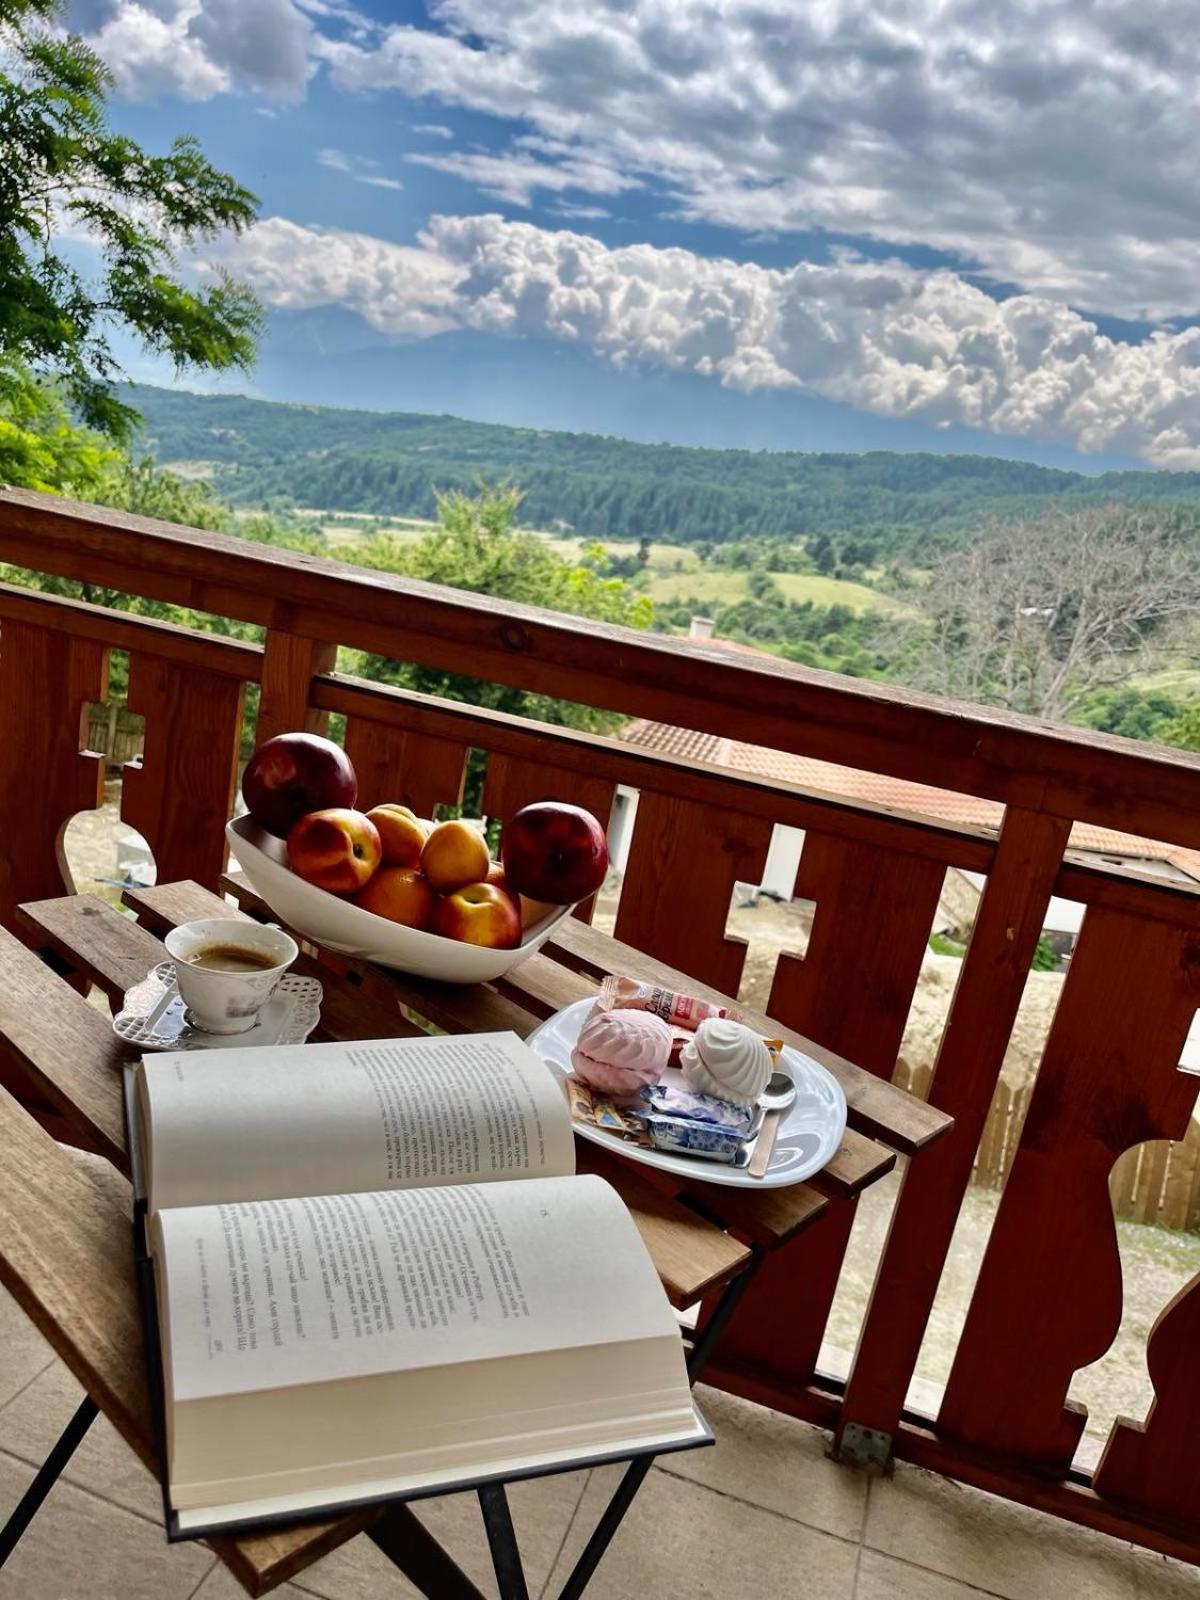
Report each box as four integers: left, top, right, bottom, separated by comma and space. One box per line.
892, 505, 1200, 721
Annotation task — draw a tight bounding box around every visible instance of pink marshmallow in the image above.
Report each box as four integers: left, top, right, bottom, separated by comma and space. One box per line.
571, 1007, 673, 1098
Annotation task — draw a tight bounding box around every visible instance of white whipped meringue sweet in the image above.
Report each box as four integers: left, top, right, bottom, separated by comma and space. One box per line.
680, 1017, 772, 1109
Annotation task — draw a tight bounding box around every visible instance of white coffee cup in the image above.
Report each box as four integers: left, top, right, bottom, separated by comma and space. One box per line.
164, 918, 299, 1035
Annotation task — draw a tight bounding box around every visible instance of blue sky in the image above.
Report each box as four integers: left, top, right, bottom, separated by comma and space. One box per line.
68, 2, 1200, 470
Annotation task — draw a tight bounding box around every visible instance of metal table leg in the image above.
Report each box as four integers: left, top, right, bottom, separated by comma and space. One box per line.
686, 1246, 762, 1383
478, 1483, 531, 1600
552, 1248, 763, 1600
553, 1453, 653, 1600
369, 1499, 490, 1600
0, 1394, 99, 1568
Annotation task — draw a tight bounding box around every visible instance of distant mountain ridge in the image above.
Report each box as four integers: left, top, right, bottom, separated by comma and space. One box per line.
129, 384, 1200, 549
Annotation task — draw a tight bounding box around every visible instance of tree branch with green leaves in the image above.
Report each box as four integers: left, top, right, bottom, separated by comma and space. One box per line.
0, 0, 261, 442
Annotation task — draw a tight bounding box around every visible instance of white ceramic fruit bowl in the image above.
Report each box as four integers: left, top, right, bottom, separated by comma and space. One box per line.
225, 816, 572, 983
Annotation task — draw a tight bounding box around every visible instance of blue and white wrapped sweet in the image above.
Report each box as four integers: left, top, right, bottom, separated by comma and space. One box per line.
638, 1083, 753, 1133
637, 1111, 747, 1163
629, 1082, 756, 1162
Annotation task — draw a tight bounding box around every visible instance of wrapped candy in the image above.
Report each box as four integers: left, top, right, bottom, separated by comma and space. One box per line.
637, 1082, 754, 1133
598, 975, 734, 1031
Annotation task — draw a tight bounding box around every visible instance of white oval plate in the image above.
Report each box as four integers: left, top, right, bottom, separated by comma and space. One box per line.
527, 997, 848, 1189
226, 815, 572, 983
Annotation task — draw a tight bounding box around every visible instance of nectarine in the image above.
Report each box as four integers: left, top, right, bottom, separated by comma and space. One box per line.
421, 819, 491, 893
431, 881, 522, 948
367, 804, 429, 868
355, 865, 435, 929
287, 808, 381, 894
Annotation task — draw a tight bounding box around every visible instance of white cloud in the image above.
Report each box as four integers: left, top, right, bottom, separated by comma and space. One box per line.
317, 147, 404, 191
407, 140, 637, 207
83, 0, 313, 103
207, 212, 1200, 467
196, 216, 460, 338
82, 2, 231, 101
84, 2, 1200, 320
317, 1, 1200, 322
413, 123, 455, 139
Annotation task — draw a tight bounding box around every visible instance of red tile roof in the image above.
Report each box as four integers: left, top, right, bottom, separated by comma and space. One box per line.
622, 717, 1200, 881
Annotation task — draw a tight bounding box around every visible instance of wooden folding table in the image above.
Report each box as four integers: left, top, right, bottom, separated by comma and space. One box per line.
0, 881, 949, 1596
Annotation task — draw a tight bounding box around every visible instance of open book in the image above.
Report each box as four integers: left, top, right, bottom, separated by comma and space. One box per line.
129, 1032, 708, 1537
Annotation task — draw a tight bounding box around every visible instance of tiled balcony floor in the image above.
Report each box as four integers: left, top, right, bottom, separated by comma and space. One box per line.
0, 1284, 1196, 1600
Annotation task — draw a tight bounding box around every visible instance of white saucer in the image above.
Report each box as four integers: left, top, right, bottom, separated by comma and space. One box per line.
114, 962, 323, 1052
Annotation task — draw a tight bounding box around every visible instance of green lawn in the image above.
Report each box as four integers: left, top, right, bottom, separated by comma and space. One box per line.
775, 572, 910, 613
646, 568, 907, 614
645, 570, 751, 604
1133, 664, 1200, 697
534, 533, 700, 570
320, 520, 432, 548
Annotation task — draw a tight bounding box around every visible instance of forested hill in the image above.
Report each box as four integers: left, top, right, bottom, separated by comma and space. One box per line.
129, 385, 1200, 548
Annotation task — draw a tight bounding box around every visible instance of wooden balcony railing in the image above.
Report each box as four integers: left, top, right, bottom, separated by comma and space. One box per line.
1, 485, 1198, 1564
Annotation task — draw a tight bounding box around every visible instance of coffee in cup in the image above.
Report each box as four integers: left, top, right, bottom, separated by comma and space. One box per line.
164, 918, 299, 1035
181, 943, 281, 974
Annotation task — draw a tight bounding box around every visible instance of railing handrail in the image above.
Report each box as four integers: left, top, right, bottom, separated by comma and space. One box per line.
5, 567, 1198, 928
4, 485, 1200, 847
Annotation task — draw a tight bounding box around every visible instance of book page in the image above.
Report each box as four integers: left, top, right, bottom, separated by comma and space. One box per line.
154, 1173, 679, 1402
139, 1033, 573, 1213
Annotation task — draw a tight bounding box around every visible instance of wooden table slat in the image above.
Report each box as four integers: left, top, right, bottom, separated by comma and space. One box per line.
574, 1142, 750, 1306
0, 923, 128, 1168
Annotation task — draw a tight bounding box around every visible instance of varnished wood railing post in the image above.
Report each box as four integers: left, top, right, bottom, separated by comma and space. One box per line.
705, 835, 945, 1397
834, 808, 1070, 1457
0, 620, 108, 934
936, 906, 1200, 1469
1095, 1271, 1200, 1524
256, 630, 338, 746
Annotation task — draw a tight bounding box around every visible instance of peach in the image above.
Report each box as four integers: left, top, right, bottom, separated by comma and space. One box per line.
518, 894, 557, 930
421, 819, 491, 893
287, 807, 381, 894
367, 803, 429, 868
431, 880, 522, 949
354, 865, 435, 929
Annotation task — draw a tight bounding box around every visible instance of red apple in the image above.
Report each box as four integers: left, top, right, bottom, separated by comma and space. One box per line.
501, 803, 608, 904
288, 808, 381, 894
243, 732, 357, 838
431, 881, 522, 949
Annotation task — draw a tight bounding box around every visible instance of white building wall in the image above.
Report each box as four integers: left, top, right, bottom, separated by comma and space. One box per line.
761, 824, 805, 898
